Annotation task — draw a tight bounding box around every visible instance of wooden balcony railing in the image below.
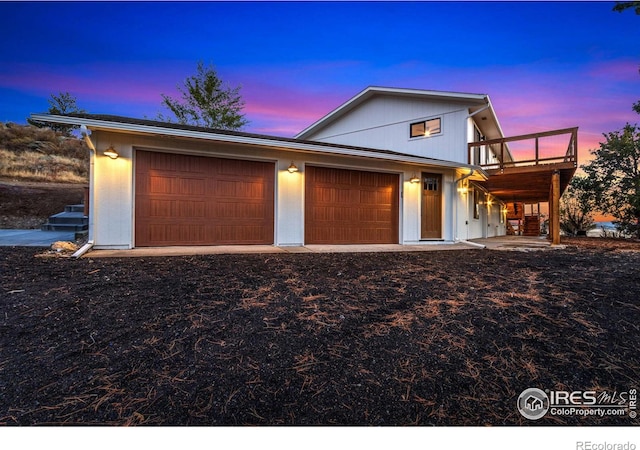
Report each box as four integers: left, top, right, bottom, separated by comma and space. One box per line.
468, 127, 578, 171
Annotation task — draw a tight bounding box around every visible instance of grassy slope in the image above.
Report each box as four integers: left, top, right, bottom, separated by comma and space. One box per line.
0, 122, 89, 228
0, 122, 89, 182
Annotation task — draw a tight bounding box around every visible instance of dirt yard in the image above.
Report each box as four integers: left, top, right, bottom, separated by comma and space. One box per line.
1, 238, 639, 425
0, 179, 86, 229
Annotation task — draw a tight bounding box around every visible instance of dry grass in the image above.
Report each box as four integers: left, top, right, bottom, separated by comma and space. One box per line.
0, 149, 87, 183
0, 122, 88, 183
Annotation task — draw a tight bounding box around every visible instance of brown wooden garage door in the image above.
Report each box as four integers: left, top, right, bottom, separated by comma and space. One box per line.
305, 166, 399, 244
135, 150, 274, 246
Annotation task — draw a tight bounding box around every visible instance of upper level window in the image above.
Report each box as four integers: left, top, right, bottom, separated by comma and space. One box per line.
410, 117, 441, 138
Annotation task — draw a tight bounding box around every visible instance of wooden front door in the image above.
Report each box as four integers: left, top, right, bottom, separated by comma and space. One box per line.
421, 173, 442, 239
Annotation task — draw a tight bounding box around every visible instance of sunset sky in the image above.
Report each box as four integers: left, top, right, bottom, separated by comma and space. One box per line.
1, 1, 639, 166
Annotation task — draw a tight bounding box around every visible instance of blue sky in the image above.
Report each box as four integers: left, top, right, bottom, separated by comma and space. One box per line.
1, 1, 639, 161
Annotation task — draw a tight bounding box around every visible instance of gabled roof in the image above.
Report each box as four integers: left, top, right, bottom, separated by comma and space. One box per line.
29, 113, 486, 174
295, 86, 505, 141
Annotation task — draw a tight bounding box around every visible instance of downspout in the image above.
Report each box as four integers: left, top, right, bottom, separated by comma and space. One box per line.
72, 125, 95, 258
453, 169, 485, 248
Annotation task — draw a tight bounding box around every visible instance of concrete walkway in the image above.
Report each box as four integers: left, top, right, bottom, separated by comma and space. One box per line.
469, 235, 562, 250
85, 242, 481, 258
0, 229, 76, 247
0, 230, 561, 254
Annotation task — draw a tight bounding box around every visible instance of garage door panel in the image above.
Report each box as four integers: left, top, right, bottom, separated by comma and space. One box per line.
214, 201, 267, 220
136, 150, 274, 246
359, 171, 378, 186
236, 181, 266, 199
358, 208, 378, 222
149, 152, 206, 174
148, 199, 206, 218
180, 178, 206, 195
335, 170, 352, 184
305, 166, 399, 245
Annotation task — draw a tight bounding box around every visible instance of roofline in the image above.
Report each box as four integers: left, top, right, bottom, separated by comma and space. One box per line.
295, 86, 490, 139
484, 95, 507, 141
30, 113, 487, 176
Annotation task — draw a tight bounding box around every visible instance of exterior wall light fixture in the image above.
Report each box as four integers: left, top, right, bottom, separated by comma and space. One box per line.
103, 145, 119, 159
287, 162, 299, 173
409, 174, 420, 184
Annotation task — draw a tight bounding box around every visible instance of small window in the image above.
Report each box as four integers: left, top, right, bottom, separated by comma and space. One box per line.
410, 118, 441, 138
473, 188, 480, 220
424, 176, 439, 192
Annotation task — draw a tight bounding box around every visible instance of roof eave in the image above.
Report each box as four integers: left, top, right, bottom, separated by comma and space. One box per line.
30, 113, 486, 176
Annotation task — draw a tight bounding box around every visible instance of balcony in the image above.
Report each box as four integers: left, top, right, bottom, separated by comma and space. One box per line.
468, 127, 578, 204
468, 127, 579, 244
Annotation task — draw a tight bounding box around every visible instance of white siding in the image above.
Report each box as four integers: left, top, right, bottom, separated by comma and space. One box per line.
275, 160, 304, 246
92, 134, 134, 249
304, 95, 474, 164
459, 186, 507, 240
90, 130, 463, 248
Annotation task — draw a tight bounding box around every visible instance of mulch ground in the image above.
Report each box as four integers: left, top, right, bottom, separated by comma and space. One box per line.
1, 238, 639, 425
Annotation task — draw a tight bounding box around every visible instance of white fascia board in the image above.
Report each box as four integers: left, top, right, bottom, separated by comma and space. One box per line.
483, 95, 515, 163
31, 113, 487, 177
295, 86, 488, 139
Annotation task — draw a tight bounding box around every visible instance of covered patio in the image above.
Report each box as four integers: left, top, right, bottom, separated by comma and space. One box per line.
469, 127, 579, 245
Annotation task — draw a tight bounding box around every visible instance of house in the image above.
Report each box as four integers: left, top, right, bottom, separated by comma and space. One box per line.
31, 86, 578, 250
525, 395, 544, 412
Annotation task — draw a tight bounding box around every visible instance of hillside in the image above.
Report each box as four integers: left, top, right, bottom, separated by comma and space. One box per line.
0, 122, 89, 182
0, 122, 89, 229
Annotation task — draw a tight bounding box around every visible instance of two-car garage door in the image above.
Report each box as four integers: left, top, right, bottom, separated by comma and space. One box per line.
135, 151, 399, 247
135, 150, 274, 246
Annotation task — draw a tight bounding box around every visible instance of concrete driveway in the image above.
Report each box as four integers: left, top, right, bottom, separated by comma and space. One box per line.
0, 229, 76, 247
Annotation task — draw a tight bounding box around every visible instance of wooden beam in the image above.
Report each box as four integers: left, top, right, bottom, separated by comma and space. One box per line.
484, 161, 575, 176
551, 171, 561, 245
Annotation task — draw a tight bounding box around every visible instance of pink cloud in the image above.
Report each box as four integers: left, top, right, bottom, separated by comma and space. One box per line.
235, 69, 357, 136
4, 56, 638, 160
587, 59, 640, 82
0, 62, 188, 113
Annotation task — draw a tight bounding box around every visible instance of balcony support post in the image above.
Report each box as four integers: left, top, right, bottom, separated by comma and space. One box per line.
550, 170, 561, 245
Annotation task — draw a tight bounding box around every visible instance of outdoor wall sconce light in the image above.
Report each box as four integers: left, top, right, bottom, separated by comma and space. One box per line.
287, 162, 299, 173
409, 174, 420, 184
457, 185, 468, 194
103, 145, 119, 159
